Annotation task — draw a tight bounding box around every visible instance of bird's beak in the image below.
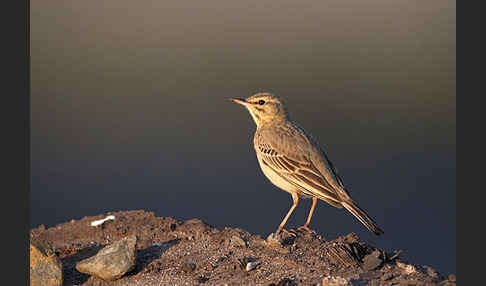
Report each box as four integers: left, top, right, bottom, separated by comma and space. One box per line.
230, 98, 249, 107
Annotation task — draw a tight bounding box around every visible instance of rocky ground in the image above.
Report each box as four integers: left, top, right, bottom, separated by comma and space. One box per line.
30, 210, 456, 286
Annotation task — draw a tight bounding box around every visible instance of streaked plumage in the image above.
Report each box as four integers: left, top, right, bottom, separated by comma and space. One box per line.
231, 93, 384, 235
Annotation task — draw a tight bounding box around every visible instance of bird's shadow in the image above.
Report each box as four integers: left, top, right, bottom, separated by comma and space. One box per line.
125, 239, 180, 277
61, 244, 104, 286
61, 239, 180, 285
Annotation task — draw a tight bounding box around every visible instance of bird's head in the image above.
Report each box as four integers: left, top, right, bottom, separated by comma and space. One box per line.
230, 92, 289, 127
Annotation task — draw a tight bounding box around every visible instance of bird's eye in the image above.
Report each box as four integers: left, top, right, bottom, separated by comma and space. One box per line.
258, 100, 265, 105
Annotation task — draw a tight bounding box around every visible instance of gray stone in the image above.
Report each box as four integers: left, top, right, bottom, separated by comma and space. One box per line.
30, 242, 63, 286
76, 235, 137, 281
362, 250, 382, 271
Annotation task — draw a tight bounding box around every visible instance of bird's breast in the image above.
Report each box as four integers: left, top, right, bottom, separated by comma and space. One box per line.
255, 155, 296, 192
255, 153, 312, 198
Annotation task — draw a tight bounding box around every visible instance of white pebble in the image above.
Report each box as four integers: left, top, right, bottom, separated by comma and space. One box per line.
90, 215, 115, 226
246, 261, 259, 271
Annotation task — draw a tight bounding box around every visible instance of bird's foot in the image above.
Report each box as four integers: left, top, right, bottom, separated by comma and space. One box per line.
276, 228, 297, 237
267, 228, 297, 246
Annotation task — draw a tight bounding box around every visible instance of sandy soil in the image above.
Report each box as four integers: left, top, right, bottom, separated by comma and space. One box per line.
30, 210, 456, 286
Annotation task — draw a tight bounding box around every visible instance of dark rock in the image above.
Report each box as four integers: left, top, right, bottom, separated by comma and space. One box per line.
75, 235, 137, 281
362, 249, 382, 271
30, 242, 63, 286
180, 263, 196, 273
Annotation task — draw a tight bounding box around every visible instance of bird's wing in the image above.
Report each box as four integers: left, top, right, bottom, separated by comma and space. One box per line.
255, 126, 342, 205
305, 130, 346, 188
304, 129, 354, 201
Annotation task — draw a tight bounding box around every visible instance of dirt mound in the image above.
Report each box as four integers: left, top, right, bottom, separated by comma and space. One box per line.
30, 210, 456, 285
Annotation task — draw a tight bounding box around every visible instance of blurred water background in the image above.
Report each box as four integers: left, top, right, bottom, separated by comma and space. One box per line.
31, 0, 456, 275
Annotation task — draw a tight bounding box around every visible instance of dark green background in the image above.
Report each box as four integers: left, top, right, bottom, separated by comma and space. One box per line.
31, 0, 456, 275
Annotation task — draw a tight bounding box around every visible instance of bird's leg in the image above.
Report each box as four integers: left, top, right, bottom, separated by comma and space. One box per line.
298, 196, 318, 233
276, 193, 299, 235
304, 196, 318, 227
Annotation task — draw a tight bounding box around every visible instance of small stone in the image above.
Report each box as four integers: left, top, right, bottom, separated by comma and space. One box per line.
362, 250, 382, 271
321, 275, 350, 286
30, 242, 63, 286
396, 261, 417, 275
75, 235, 137, 281
180, 263, 196, 273
245, 261, 259, 271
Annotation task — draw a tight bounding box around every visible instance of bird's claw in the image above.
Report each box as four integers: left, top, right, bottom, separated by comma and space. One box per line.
276, 228, 297, 237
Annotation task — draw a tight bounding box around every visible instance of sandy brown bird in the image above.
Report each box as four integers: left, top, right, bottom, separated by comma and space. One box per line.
231, 93, 384, 235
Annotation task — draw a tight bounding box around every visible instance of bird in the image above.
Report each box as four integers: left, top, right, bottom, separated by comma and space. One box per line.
230, 92, 384, 236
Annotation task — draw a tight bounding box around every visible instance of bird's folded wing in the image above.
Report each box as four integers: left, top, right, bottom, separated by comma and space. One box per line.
258, 147, 342, 204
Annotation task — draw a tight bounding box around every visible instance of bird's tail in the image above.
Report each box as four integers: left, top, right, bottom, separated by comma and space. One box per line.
341, 200, 384, 236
